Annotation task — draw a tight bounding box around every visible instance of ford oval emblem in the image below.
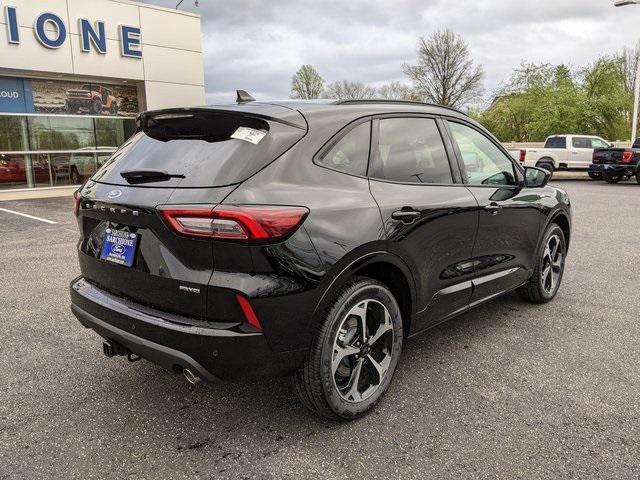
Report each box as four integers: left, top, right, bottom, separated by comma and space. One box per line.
107, 189, 122, 199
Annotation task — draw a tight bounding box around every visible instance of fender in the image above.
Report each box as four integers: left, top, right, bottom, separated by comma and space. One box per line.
536, 207, 571, 257
312, 249, 418, 321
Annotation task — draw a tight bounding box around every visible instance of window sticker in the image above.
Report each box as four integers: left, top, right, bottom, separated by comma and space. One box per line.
231, 127, 267, 145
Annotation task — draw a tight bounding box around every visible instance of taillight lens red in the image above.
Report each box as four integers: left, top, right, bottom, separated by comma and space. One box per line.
519, 149, 526, 162
235, 294, 262, 331
158, 204, 309, 242
73, 190, 81, 217
622, 150, 633, 163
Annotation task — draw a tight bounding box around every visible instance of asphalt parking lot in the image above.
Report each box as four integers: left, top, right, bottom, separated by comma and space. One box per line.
1, 180, 639, 480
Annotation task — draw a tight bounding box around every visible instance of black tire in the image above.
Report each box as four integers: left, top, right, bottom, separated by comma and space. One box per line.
91, 99, 102, 115
536, 160, 555, 179
636, 171, 640, 185
603, 171, 622, 184
588, 171, 602, 180
517, 224, 566, 304
293, 277, 403, 420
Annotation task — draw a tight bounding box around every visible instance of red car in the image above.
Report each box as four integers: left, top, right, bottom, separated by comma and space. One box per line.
0, 155, 51, 185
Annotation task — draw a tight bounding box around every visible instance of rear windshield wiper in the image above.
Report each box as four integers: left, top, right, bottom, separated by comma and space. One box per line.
120, 169, 185, 184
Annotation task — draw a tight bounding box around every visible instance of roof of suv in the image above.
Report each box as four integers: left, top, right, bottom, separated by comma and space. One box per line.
141, 100, 473, 133
184, 100, 470, 126
228, 99, 468, 116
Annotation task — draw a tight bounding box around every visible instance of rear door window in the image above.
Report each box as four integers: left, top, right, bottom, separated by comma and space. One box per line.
91, 109, 306, 188
317, 121, 371, 176
572, 137, 591, 149
369, 117, 453, 184
545, 137, 566, 149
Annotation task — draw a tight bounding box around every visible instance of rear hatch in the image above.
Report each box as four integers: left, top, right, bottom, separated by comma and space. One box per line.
75, 105, 307, 319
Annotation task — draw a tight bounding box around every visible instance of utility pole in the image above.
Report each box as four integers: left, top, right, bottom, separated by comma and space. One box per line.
615, 0, 640, 143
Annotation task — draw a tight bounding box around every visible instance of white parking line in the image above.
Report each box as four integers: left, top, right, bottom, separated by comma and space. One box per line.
0, 207, 57, 224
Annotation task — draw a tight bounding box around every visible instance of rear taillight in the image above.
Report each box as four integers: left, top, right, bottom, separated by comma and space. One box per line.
73, 190, 81, 217
519, 149, 526, 163
158, 205, 309, 242
622, 150, 633, 163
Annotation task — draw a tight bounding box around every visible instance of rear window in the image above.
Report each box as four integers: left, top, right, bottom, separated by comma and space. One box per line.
544, 136, 566, 149
91, 110, 306, 188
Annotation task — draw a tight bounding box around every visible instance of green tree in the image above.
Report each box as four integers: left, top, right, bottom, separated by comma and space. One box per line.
480, 54, 636, 142
580, 57, 631, 141
290, 65, 325, 99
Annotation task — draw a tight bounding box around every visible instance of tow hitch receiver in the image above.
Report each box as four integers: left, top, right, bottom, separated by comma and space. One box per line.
102, 339, 127, 358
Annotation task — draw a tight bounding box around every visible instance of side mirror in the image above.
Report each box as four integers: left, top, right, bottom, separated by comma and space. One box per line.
524, 166, 549, 188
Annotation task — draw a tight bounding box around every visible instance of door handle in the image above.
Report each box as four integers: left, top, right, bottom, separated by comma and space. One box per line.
392, 208, 421, 223
484, 202, 502, 215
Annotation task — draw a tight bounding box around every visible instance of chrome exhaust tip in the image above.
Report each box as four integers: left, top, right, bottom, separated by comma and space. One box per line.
183, 367, 201, 385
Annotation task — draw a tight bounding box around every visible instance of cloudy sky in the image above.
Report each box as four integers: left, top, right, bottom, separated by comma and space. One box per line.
145, 0, 640, 105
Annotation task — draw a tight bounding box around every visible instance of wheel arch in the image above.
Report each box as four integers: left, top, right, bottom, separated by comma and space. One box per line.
550, 211, 571, 248
313, 251, 417, 337
536, 156, 557, 169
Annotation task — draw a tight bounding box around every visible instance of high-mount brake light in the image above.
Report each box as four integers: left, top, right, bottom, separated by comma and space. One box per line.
158, 205, 309, 242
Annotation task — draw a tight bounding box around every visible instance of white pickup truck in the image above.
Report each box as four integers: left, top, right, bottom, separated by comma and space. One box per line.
509, 134, 612, 178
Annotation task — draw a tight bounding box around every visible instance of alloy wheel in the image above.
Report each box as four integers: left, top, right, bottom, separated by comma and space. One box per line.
332, 299, 394, 403
541, 233, 564, 295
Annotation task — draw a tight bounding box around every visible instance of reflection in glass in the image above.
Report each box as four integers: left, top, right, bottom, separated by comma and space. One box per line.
0, 154, 29, 188
0, 116, 29, 151
0, 154, 52, 189
28, 116, 96, 150
95, 118, 126, 147
0, 116, 134, 189
71, 150, 114, 184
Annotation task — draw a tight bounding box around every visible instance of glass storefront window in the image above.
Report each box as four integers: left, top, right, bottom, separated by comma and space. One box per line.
0, 154, 29, 188
0, 115, 133, 189
68, 150, 115, 184
0, 116, 29, 151
0, 154, 52, 189
95, 118, 132, 147
28, 116, 96, 150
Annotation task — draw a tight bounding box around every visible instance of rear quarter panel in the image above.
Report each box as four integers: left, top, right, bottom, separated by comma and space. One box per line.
220, 119, 387, 351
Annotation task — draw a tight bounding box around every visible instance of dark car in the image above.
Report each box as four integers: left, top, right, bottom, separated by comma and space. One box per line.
70, 98, 571, 420
590, 138, 640, 184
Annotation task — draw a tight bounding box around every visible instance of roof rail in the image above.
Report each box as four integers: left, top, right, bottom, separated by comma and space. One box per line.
333, 99, 467, 116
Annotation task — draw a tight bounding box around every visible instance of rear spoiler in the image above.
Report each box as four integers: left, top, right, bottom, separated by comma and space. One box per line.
137, 107, 307, 132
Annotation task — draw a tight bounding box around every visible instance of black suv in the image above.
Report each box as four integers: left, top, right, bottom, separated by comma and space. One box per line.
71, 99, 571, 420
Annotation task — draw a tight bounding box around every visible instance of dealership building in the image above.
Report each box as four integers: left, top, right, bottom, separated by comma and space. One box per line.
0, 0, 204, 191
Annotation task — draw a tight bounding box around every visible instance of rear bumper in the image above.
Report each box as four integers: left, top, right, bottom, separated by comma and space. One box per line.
589, 163, 637, 175
70, 277, 305, 381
